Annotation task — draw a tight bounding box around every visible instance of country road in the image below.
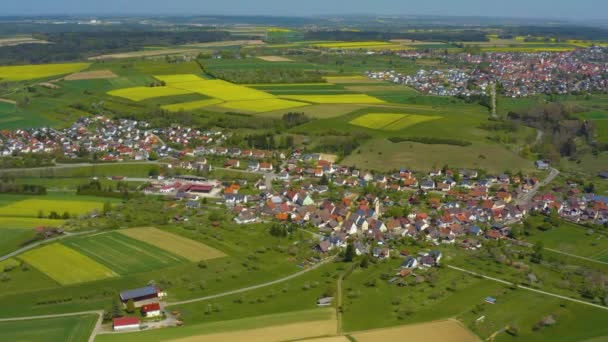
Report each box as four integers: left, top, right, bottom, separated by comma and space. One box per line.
515, 167, 560, 206
447, 265, 608, 311
166, 255, 337, 306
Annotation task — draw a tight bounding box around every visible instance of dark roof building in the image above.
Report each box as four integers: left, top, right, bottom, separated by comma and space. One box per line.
119, 286, 158, 302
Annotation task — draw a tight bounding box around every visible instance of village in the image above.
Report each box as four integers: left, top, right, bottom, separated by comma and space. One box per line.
366, 46, 608, 97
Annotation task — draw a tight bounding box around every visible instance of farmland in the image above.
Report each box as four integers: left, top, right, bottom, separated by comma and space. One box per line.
161, 98, 224, 112
0, 198, 105, 218
218, 98, 309, 112
19, 243, 117, 284
107, 86, 194, 101
349, 113, 441, 130
169, 79, 275, 101
351, 320, 479, 342
0, 314, 98, 342
118, 227, 227, 261
280, 94, 384, 104
0, 63, 90, 81
63, 232, 187, 275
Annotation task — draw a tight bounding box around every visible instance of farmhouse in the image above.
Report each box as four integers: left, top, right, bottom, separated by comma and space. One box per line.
141, 303, 162, 317
113, 317, 140, 331
120, 286, 159, 307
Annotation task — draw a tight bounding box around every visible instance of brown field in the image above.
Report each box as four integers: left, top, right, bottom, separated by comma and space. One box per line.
64, 70, 118, 81
118, 227, 226, 262
320, 153, 338, 163
351, 320, 480, 342
297, 337, 349, 342
89, 49, 202, 60
38, 82, 60, 89
257, 55, 293, 62
0, 37, 50, 47
170, 320, 337, 342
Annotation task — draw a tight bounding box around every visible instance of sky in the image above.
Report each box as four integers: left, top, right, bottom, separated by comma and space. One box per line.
1, 0, 606, 21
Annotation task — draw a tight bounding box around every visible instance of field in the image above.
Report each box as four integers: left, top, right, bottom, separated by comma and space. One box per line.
63, 70, 117, 81
96, 309, 335, 342
161, 98, 224, 112
107, 86, 193, 101
313, 41, 406, 50
280, 94, 384, 104
169, 79, 275, 101
118, 227, 226, 262
526, 220, 608, 262
0, 228, 37, 256
0, 217, 65, 228
0, 63, 90, 81
218, 98, 309, 113
351, 320, 479, 342
349, 113, 441, 130
0, 102, 51, 129
257, 56, 293, 62
0, 198, 104, 218
0, 314, 98, 342
63, 232, 187, 275
19, 243, 117, 284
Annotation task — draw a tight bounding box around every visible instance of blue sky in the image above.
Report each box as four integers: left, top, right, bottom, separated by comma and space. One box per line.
1, 0, 605, 20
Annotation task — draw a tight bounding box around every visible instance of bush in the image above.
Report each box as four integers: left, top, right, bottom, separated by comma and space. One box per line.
388, 136, 472, 146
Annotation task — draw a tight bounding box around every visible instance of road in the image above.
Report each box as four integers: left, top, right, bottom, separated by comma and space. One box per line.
166, 255, 336, 306
515, 167, 560, 206
447, 265, 608, 311
0, 230, 96, 262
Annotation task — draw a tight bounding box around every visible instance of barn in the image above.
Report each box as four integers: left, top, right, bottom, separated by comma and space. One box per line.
141, 303, 162, 317
119, 286, 158, 306
113, 317, 140, 331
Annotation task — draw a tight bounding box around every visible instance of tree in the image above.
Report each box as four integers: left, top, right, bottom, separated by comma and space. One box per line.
103, 201, 112, 216
126, 299, 135, 313
344, 241, 355, 262
531, 241, 544, 264
111, 297, 123, 318
319, 174, 329, 186
360, 255, 370, 268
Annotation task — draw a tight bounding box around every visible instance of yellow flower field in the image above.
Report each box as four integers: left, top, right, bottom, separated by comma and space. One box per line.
280, 94, 384, 104
170, 79, 276, 101
0, 199, 104, 218
20, 244, 117, 284
154, 74, 206, 84
350, 113, 442, 130
107, 86, 194, 101
218, 98, 309, 113
161, 98, 225, 112
0, 63, 90, 81
0, 217, 66, 229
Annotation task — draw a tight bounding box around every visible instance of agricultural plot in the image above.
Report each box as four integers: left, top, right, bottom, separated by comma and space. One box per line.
63, 232, 186, 275
154, 74, 206, 84
0, 63, 90, 81
257, 56, 293, 62
218, 98, 309, 113
324, 76, 378, 84
107, 86, 193, 101
0, 228, 37, 256
119, 227, 226, 261
161, 99, 224, 112
0, 102, 51, 130
0, 217, 65, 228
63, 70, 117, 81
0, 198, 104, 218
19, 243, 116, 284
0, 314, 98, 342
526, 221, 608, 261
313, 41, 401, 50
350, 113, 442, 131
280, 94, 384, 104
170, 79, 275, 101
351, 320, 479, 342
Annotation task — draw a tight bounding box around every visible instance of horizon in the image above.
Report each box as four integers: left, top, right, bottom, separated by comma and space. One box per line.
1, 0, 606, 22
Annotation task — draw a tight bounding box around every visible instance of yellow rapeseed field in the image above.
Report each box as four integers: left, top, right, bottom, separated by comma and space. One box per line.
219, 98, 309, 113
0, 199, 104, 218
350, 113, 442, 131
107, 86, 193, 101
170, 79, 276, 101
280, 94, 384, 104
0, 63, 90, 81
20, 244, 117, 284
161, 99, 225, 112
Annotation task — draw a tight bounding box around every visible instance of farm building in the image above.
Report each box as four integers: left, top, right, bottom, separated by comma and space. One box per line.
113, 317, 140, 331
141, 303, 162, 317
120, 286, 159, 307
317, 297, 334, 307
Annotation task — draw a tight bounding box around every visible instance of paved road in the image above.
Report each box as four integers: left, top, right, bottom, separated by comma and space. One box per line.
166, 255, 337, 306
447, 265, 608, 311
515, 167, 560, 206
0, 230, 96, 262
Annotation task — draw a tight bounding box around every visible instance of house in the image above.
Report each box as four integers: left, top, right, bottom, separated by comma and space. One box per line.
119, 286, 158, 305
113, 317, 140, 331
141, 303, 162, 317
248, 160, 260, 171
599, 171, 608, 179
224, 159, 240, 168
485, 296, 497, 304
536, 160, 550, 170
420, 179, 436, 191
317, 240, 331, 253
401, 256, 418, 269
317, 297, 334, 307
259, 162, 273, 172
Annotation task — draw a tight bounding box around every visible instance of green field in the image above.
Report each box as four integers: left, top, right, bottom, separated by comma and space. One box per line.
218, 98, 309, 112
0, 228, 37, 256
0, 102, 52, 130
107, 86, 194, 101
349, 113, 441, 130
0, 314, 98, 342
281, 94, 385, 104
0, 217, 66, 229
0, 63, 90, 81
0, 198, 104, 218
527, 220, 608, 261
63, 232, 187, 275
20, 243, 117, 284
161, 98, 224, 112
